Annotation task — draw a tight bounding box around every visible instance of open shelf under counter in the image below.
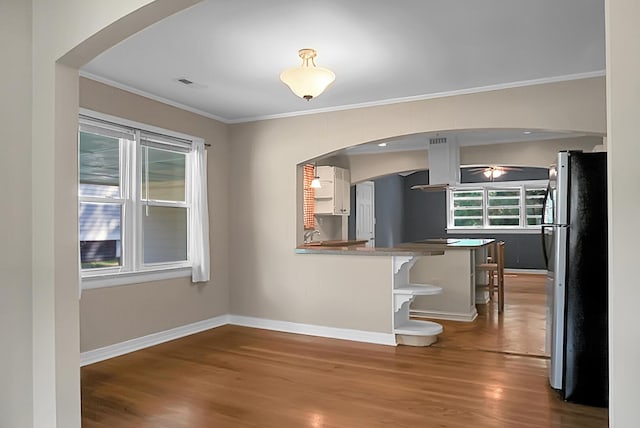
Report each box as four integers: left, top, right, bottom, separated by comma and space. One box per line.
393, 284, 443, 296
394, 319, 444, 336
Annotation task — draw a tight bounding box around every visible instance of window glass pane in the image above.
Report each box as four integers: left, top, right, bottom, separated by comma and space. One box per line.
488, 188, 521, 226
79, 202, 122, 269
142, 147, 186, 202
489, 217, 520, 226
454, 218, 483, 227
525, 188, 546, 226
452, 190, 483, 227
142, 206, 188, 264
79, 131, 121, 198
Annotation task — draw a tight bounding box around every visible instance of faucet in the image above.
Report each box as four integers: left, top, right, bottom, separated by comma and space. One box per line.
303, 230, 320, 243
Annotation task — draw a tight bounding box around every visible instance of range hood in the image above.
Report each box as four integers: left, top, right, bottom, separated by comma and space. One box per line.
411, 136, 460, 192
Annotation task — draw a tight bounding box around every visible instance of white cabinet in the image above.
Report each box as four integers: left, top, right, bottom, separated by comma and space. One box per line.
315, 166, 351, 215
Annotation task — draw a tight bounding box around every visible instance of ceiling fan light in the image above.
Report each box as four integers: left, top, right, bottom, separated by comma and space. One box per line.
483, 170, 493, 178
280, 49, 335, 100
492, 169, 503, 178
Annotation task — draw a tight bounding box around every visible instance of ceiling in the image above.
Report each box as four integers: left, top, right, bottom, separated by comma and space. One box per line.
82, 0, 605, 124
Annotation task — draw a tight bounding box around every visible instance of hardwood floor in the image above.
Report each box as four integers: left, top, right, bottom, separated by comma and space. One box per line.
81, 274, 608, 427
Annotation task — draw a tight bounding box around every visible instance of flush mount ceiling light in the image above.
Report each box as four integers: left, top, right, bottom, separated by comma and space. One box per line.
280, 48, 335, 101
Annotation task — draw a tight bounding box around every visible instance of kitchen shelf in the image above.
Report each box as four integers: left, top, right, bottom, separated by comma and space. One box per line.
394, 319, 443, 336
393, 284, 442, 296
393, 255, 444, 346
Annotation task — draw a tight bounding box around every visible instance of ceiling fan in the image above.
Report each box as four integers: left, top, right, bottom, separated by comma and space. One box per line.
467, 165, 522, 180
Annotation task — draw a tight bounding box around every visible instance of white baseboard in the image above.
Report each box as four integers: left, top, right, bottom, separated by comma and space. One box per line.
410, 308, 478, 322
229, 315, 397, 346
80, 314, 230, 366
80, 314, 397, 366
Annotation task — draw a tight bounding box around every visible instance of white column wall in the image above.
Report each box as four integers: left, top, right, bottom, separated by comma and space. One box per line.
28, 1, 198, 427
606, 0, 640, 426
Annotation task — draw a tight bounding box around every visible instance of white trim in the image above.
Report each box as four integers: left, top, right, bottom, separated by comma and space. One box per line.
81, 70, 605, 124
229, 315, 396, 346
80, 315, 397, 366
81, 266, 192, 289
80, 315, 230, 366
410, 308, 478, 322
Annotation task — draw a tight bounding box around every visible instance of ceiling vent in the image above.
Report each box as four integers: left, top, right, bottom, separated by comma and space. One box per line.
429, 137, 448, 145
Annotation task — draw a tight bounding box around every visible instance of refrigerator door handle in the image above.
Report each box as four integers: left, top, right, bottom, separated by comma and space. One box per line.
541, 225, 551, 269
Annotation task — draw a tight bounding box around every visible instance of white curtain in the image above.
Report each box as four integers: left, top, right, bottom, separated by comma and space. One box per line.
190, 140, 210, 282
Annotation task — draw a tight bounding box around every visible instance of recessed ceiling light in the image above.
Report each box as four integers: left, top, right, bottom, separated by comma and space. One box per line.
523, 131, 532, 135
378, 143, 387, 147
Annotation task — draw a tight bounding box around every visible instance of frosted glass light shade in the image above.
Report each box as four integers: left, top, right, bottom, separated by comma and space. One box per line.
310, 177, 322, 188
280, 49, 335, 100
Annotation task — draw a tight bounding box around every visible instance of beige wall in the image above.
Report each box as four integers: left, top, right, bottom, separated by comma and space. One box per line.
606, 0, 640, 424
229, 78, 606, 332
349, 150, 428, 183
78, 77, 230, 352
460, 136, 603, 167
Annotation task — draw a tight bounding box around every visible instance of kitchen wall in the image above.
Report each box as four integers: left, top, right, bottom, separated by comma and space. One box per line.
78, 77, 230, 352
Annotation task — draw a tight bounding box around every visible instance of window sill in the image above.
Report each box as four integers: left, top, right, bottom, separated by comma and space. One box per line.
82, 266, 192, 290
447, 228, 541, 235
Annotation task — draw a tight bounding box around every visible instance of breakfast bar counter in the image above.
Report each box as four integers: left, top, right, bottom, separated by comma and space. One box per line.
297, 238, 494, 322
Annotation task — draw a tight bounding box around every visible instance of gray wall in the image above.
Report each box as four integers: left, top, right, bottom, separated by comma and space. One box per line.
403, 171, 447, 241
373, 174, 404, 247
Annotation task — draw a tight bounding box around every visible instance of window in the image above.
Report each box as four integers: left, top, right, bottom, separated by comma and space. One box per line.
448, 182, 547, 230
79, 114, 209, 286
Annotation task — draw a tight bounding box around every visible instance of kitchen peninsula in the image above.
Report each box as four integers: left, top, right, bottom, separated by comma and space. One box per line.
296, 238, 494, 345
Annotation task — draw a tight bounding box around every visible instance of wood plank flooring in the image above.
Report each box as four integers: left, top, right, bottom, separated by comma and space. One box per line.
81, 274, 608, 427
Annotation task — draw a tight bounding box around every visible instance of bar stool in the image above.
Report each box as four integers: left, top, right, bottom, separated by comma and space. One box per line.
476, 241, 505, 313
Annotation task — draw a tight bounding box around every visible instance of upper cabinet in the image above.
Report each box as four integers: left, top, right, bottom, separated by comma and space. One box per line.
315, 166, 351, 215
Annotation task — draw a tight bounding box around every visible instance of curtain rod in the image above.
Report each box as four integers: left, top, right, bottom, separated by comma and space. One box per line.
79, 114, 211, 147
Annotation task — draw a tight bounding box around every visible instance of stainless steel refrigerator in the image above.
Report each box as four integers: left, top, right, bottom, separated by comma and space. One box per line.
542, 150, 608, 407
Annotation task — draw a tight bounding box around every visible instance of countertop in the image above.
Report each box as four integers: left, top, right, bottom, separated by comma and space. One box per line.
295, 238, 493, 256
295, 245, 445, 257
403, 238, 495, 249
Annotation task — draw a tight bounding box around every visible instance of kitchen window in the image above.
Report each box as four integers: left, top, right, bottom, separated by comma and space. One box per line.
448, 181, 547, 231
79, 113, 210, 288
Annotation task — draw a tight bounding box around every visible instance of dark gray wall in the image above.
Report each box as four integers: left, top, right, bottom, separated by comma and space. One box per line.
460, 167, 548, 183
373, 174, 404, 247
403, 171, 447, 242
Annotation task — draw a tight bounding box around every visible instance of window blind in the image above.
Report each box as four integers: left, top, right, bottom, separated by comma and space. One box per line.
303, 164, 316, 229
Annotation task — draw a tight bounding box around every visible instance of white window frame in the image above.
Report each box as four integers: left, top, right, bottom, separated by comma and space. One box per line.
447, 180, 548, 234
79, 109, 203, 289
